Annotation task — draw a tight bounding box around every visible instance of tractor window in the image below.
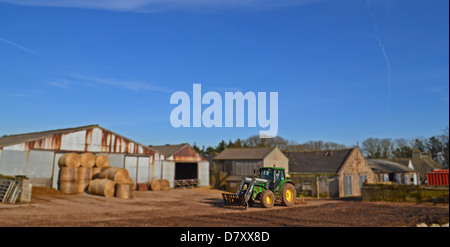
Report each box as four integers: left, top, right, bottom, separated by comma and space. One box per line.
274, 170, 285, 181
261, 169, 273, 181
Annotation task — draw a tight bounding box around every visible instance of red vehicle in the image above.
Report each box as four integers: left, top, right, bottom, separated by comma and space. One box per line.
426, 169, 449, 186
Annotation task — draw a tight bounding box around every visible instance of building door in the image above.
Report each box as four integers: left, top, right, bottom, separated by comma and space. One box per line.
137, 157, 150, 184
344, 175, 353, 196
124, 156, 138, 184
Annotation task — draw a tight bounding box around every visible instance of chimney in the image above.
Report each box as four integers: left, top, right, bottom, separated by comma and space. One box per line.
412, 150, 421, 159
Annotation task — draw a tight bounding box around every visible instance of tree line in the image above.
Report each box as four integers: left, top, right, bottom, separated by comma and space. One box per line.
192, 135, 348, 158
193, 127, 449, 168
361, 127, 449, 168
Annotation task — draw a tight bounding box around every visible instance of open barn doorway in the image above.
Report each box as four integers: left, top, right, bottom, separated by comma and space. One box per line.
175, 162, 198, 188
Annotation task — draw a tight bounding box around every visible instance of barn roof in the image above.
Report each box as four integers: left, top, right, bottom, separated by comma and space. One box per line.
286, 149, 354, 174
214, 147, 276, 160
367, 159, 415, 173
0, 125, 99, 148
0, 125, 157, 154
150, 144, 190, 157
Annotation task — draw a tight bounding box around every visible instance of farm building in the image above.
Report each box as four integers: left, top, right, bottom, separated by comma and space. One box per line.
366, 159, 419, 185
149, 144, 209, 188
286, 148, 376, 198
213, 147, 289, 191
393, 151, 442, 184
0, 125, 171, 191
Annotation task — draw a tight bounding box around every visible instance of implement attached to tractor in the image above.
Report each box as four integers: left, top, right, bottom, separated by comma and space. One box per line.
222, 166, 296, 210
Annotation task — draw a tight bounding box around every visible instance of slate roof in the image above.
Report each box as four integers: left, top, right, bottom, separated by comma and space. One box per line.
213, 147, 276, 160
286, 149, 354, 174
367, 159, 415, 173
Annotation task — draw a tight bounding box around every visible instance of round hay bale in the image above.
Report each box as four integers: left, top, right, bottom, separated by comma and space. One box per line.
98, 167, 130, 183
107, 167, 129, 182
59, 167, 78, 182
123, 177, 136, 191
58, 153, 81, 168
159, 179, 170, 191
115, 183, 134, 199
77, 167, 93, 182
88, 179, 115, 197
97, 167, 110, 179
80, 153, 95, 167
76, 181, 90, 194
95, 155, 110, 168
92, 167, 101, 179
137, 183, 148, 191
60, 181, 77, 194
147, 179, 161, 191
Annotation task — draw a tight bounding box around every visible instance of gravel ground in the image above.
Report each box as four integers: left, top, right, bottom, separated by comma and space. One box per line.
0, 187, 448, 227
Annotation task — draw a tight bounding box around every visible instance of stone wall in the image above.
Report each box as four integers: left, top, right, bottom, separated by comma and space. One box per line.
362, 184, 449, 203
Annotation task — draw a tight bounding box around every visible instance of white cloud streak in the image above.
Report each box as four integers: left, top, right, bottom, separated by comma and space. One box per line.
0, 0, 320, 12
69, 74, 172, 93
0, 37, 38, 55
367, 1, 392, 113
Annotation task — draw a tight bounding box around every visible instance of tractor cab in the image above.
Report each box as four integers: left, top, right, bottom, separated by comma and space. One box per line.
259, 167, 286, 192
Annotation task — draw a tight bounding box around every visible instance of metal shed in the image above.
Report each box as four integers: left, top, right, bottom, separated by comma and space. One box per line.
149, 144, 209, 188
0, 125, 164, 189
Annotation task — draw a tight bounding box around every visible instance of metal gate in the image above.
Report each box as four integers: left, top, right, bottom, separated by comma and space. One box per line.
0, 179, 21, 204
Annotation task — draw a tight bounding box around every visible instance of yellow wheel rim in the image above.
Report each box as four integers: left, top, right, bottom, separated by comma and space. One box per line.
286, 189, 293, 202
266, 195, 272, 204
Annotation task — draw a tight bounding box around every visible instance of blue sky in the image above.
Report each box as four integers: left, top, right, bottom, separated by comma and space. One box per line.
0, 0, 448, 148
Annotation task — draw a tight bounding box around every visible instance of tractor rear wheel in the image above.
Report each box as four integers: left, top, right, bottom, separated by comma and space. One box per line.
261, 190, 275, 208
281, 183, 296, 207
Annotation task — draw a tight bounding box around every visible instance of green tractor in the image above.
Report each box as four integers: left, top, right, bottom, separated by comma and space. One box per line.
222, 166, 296, 209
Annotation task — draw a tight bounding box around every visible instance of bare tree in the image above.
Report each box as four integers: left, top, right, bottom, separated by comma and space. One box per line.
379, 138, 394, 158
361, 138, 381, 158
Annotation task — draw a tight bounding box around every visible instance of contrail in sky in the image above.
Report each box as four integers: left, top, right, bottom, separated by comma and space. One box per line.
367, 2, 392, 114
0, 37, 39, 55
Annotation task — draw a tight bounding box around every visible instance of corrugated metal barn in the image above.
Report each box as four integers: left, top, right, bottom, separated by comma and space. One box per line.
0, 125, 201, 190
149, 144, 209, 188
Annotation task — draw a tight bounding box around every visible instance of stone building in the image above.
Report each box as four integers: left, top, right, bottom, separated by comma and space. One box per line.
213, 147, 289, 191
286, 148, 375, 197
367, 159, 419, 185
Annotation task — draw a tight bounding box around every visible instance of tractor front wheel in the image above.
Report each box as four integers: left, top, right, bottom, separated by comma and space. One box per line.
281, 183, 296, 207
261, 190, 275, 208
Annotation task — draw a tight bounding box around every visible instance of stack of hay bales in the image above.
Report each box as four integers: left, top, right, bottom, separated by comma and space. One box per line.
88, 156, 135, 199
59, 153, 80, 194
58, 152, 96, 194
146, 179, 170, 191
58, 153, 134, 199
77, 153, 95, 193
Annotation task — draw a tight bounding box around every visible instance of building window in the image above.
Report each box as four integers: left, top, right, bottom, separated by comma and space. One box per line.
359, 175, 368, 187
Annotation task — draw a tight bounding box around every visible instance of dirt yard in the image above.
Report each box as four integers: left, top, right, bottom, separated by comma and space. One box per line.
0, 187, 448, 227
